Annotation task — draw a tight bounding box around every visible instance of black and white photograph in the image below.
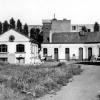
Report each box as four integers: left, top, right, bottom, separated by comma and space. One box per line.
0, 0, 100, 100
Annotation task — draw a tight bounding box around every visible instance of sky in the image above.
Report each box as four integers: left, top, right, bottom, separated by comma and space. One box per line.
0, 0, 100, 25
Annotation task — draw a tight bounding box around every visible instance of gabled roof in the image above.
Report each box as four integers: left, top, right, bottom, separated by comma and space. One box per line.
0, 29, 30, 42
0, 29, 30, 39
52, 32, 100, 44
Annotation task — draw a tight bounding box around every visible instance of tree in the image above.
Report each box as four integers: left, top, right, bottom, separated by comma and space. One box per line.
30, 28, 36, 40
9, 17, 15, 29
23, 23, 28, 36
37, 31, 43, 48
16, 19, 22, 32
0, 22, 2, 34
81, 26, 87, 32
94, 22, 99, 32
30, 28, 43, 48
2, 20, 9, 33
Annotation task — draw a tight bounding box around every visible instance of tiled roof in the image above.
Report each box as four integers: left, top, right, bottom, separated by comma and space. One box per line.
52, 32, 100, 43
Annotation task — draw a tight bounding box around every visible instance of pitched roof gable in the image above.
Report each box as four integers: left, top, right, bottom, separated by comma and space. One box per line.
0, 29, 30, 42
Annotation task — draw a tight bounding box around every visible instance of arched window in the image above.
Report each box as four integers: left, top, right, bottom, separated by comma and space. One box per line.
0, 44, 7, 52
16, 44, 25, 52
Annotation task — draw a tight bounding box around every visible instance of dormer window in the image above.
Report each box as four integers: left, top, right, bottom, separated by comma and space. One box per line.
9, 35, 15, 42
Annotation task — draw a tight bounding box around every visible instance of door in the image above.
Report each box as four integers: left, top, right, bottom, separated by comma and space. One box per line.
65, 48, 70, 61
54, 48, 58, 61
88, 47, 92, 61
8, 53, 16, 64
79, 48, 83, 61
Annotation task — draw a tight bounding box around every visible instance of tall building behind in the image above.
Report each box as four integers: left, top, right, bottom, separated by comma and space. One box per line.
42, 18, 71, 43
42, 19, 52, 43
71, 24, 94, 32
51, 18, 71, 33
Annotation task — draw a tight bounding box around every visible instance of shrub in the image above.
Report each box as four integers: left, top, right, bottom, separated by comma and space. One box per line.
56, 76, 68, 86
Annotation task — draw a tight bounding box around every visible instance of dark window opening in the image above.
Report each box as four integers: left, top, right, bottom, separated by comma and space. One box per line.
65, 48, 69, 54
43, 48, 47, 56
54, 48, 58, 53
0, 58, 7, 62
72, 26, 76, 30
16, 44, 25, 52
0, 44, 7, 53
9, 35, 15, 42
99, 48, 100, 57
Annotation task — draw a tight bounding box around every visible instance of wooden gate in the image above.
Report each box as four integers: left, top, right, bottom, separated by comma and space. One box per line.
79, 48, 83, 61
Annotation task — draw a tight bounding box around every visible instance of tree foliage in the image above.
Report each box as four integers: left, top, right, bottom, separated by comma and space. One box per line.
94, 22, 99, 32
0, 22, 2, 34
30, 28, 43, 48
16, 19, 22, 32
2, 20, 9, 33
23, 23, 28, 36
81, 26, 87, 32
30, 28, 37, 40
9, 17, 15, 29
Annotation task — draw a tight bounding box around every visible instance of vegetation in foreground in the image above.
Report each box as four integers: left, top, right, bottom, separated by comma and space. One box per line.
0, 62, 82, 100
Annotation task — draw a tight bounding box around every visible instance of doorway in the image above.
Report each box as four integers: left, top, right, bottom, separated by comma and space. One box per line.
88, 47, 92, 61
65, 48, 70, 61
79, 47, 83, 61
54, 48, 58, 61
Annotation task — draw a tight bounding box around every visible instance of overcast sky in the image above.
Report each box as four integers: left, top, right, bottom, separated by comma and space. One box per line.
0, 0, 100, 25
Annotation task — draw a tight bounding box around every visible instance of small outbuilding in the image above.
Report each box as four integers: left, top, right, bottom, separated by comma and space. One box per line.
41, 32, 100, 61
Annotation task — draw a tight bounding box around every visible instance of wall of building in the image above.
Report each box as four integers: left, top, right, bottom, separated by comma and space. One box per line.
0, 29, 39, 64
42, 19, 71, 43
42, 20, 51, 43
51, 19, 71, 33
41, 43, 100, 60
71, 24, 94, 32
0, 42, 38, 64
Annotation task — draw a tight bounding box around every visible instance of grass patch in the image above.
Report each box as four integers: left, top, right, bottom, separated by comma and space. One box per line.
0, 62, 82, 100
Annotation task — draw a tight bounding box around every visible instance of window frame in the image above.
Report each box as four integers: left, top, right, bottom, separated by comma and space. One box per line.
16, 44, 25, 53
54, 48, 58, 53
72, 26, 76, 30
0, 44, 7, 53
65, 48, 69, 54
43, 48, 47, 56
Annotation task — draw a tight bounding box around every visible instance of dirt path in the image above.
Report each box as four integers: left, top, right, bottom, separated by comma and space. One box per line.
37, 65, 100, 100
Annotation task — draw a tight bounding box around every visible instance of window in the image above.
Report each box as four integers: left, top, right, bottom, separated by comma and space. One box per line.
43, 48, 47, 56
54, 48, 58, 53
65, 48, 69, 54
99, 48, 100, 56
72, 26, 76, 30
9, 35, 15, 42
16, 44, 25, 52
0, 44, 7, 53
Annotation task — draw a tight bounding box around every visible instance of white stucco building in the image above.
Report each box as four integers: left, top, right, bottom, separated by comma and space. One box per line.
0, 29, 38, 64
41, 31, 100, 61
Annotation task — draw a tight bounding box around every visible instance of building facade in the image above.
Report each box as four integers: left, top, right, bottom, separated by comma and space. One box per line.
0, 29, 38, 64
71, 24, 94, 32
41, 32, 100, 61
42, 18, 71, 43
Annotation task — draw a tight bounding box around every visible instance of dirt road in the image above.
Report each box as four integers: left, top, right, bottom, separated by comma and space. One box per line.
37, 65, 100, 100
